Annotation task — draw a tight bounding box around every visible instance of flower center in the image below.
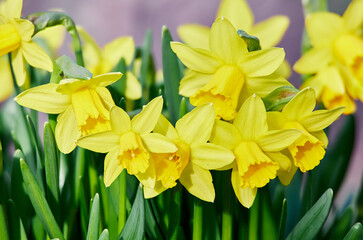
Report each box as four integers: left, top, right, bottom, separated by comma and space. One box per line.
0, 23, 21, 56
352, 56, 363, 82
118, 131, 150, 175
153, 139, 190, 188
190, 65, 244, 120
71, 88, 111, 135
283, 121, 325, 172
234, 141, 279, 189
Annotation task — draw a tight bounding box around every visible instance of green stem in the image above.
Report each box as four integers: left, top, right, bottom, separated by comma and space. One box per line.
7, 53, 20, 95
118, 170, 127, 233
248, 192, 260, 240
168, 185, 182, 240
193, 198, 203, 240
222, 171, 233, 240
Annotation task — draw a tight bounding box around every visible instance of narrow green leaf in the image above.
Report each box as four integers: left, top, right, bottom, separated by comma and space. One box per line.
99, 229, 109, 240
5, 200, 28, 240
162, 26, 182, 125
0, 204, 9, 240
237, 30, 261, 52
249, 192, 260, 240
20, 158, 64, 239
140, 30, 153, 103
87, 193, 100, 240
221, 171, 232, 240
118, 186, 145, 240
80, 177, 89, 239
144, 199, 164, 240
179, 97, 188, 119
278, 199, 287, 240
343, 223, 363, 240
168, 185, 182, 240
325, 207, 353, 240
74, 148, 87, 205
262, 86, 299, 111
0, 139, 3, 175
55, 55, 92, 79
261, 188, 277, 240
193, 197, 203, 240
118, 170, 127, 234
286, 189, 333, 240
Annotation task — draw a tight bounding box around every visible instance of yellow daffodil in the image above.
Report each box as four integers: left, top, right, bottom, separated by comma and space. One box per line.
294, 0, 363, 114
77, 26, 141, 100
0, 55, 13, 102
178, 0, 291, 78
15, 72, 122, 154
266, 88, 345, 185
0, 0, 53, 86
142, 104, 235, 202
210, 94, 301, 208
34, 24, 66, 58
76, 96, 178, 187
171, 17, 290, 121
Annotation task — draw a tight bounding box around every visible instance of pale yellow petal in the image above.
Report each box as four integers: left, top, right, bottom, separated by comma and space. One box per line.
103, 36, 135, 66
234, 94, 267, 141
125, 71, 141, 100
282, 88, 316, 121
245, 75, 292, 97
153, 114, 179, 140
55, 106, 80, 154
76, 131, 119, 153
170, 42, 221, 73
5, 0, 22, 18
257, 129, 302, 152
231, 164, 257, 208
266, 152, 291, 172
141, 133, 177, 153
95, 87, 115, 110
177, 24, 210, 49
21, 41, 53, 72
209, 17, 248, 64
217, 0, 254, 31
343, 0, 363, 30
278, 157, 297, 186
274, 60, 291, 79
306, 12, 343, 47
11, 48, 26, 86
300, 107, 345, 132
293, 47, 333, 74
77, 26, 102, 72
90, 72, 123, 87
132, 96, 163, 134
190, 143, 235, 170
35, 25, 65, 51
104, 149, 123, 187
14, 19, 33, 41
14, 83, 71, 114
250, 15, 289, 48
0, 56, 14, 102
176, 103, 215, 146
179, 163, 215, 202
266, 111, 285, 130
136, 156, 156, 188
110, 106, 131, 135
209, 119, 241, 150
311, 130, 328, 148
143, 181, 168, 199
239, 48, 285, 77
179, 69, 211, 97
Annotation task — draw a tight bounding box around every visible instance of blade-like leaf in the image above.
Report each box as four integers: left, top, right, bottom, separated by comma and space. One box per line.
343, 223, 363, 240
99, 229, 109, 240
6, 200, 28, 240
286, 189, 333, 240
278, 199, 287, 240
0, 204, 9, 240
86, 193, 100, 240
55, 55, 92, 79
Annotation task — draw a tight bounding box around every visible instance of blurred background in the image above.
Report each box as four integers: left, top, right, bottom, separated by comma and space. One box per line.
21, 0, 361, 205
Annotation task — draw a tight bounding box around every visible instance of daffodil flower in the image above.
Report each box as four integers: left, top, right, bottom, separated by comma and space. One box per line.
76, 96, 178, 187
143, 104, 235, 202
77, 26, 141, 100
294, 0, 363, 114
0, 55, 13, 102
171, 18, 290, 121
266, 88, 345, 185
15, 72, 122, 154
0, 0, 53, 86
210, 94, 301, 208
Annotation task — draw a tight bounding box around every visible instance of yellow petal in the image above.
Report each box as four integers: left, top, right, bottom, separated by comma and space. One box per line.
21, 41, 53, 72
179, 163, 215, 202
170, 42, 221, 73
210, 119, 241, 150
209, 17, 248, 64
13, 18, 33, 41
110, 106, 131, 135
300, 107, 345, 132
77, 26, 102, 73
4, 0, 22, 18
274, 60, 291, 79
190, 143, 235, 170
293, 47, 333, 74
0, 23, 21, 56
153, 114, 179, 140
103, 36, 134, 67
239, 48, 285, 77
176, 103, 215, 146
143, 181, 168, 199
277, 156, 297, 186
257, 129, 302, 152
131, 96, 163, 134
282, 88, 316, 121
306, 12, 343, 47
90, 72, 123, 87
0, 56, 14, 102
14, 83, 71, 114
266, 152, 291, 172
233, 94, 267, 141
11, 48, 26, 86
311, 130, 328, 148
136, 155, 156, 188
35, 25, 65, 51
343, 0, 363, 30
250, 15, 289, 48
266, 111, 285, 130
217, 0, 254, 31
231, 164, 257, 208
177, 24, 210, 49
76, 131, 119, 153
125, 71, 141, 100
55, 106, 80, 154
179, 69, 211, 97
95, 87, 115, 110
141, 133, 177, 153
245, 75, 292, 97
104, 149, 123, 187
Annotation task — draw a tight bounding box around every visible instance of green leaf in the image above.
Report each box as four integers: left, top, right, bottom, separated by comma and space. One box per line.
261, 188, 277, 240
286, 189, 333, 240
6, 200, 28, 240
86, 193, 100, 240
144, 199, 164, 240
99, 229, 109, 240
325, 207, 353, 240
118, 186, 145, 240
343, 223, 363, 240
169, 186, 182, 240
50, 60, 64, 84
262, 86, 299, 111
140, 30, 154, 103
55, 55, 92, 79
249, 192, 260, 240
162, 26, 182, 125
278, 199, 287, 240
237, 30, 261, 52
20, 158, 64, 240
0, 204, 9, 240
